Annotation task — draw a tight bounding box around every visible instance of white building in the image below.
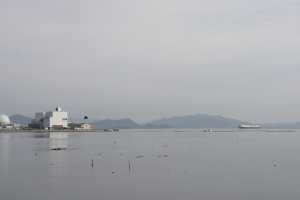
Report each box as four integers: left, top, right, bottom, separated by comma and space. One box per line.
0, 114, 20, 130
74, 123, 93, 130
0, 114, 10, 126
68, 122, 93, 130
29, 107, 68, 130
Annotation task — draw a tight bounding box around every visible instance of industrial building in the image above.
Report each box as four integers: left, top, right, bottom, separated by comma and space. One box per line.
0, 114, 10, 126
0, 114, 21, 130
29, 107, 68, 130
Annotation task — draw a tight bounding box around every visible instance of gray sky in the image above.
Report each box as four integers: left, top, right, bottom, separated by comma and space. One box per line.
1, 0, 300, 124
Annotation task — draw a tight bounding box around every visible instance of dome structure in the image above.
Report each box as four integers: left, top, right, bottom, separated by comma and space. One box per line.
0, 114, 11, 125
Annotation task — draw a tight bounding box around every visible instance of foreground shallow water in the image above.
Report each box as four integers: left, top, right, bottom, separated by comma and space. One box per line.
1, 129, 300, 200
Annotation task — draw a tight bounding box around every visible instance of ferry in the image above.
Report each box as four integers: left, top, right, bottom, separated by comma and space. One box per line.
239, 125, 260, 129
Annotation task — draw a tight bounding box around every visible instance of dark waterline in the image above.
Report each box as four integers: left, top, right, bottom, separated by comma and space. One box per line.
1, 129, 300, 200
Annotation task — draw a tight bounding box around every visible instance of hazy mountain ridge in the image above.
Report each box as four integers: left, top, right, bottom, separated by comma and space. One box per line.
90, 118, 143, 129
291, 122, 300, 128
143, 124, 173, 129
9, 114, 33, 124
149, 114, 252, 128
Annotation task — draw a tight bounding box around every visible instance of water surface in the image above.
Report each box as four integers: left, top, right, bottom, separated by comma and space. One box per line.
1, 129, 300, 200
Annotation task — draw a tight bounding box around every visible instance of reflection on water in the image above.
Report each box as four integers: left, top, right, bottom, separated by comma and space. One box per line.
49, 132, 68, 150
1, 129, 300, 200
32, 133, 51, 138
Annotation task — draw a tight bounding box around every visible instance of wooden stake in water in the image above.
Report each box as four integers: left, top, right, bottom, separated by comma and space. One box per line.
128, 161, 130, 171
91, 159, 93, 167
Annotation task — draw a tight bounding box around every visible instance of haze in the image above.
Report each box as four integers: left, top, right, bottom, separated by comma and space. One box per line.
1, 0, 300, 124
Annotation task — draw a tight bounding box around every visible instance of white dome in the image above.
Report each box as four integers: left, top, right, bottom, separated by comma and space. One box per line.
0, 114, 10, 125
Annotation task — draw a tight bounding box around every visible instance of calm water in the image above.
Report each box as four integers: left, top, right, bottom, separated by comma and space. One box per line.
1, 129, 300, 200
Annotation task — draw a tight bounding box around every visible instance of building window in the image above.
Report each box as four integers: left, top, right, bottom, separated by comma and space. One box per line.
63, 118, 68, 121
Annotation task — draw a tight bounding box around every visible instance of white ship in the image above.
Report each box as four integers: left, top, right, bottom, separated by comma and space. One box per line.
238, 125, 260, 129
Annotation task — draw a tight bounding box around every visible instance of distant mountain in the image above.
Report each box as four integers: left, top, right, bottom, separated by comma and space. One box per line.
143, 124, 173, 129
291, 122, 300, 129
9, 114, 33, 124
91, 118, 143, 129
149, 114, 252, 128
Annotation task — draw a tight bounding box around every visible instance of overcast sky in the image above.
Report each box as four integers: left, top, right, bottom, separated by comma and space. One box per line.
1, 0, 300, 124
